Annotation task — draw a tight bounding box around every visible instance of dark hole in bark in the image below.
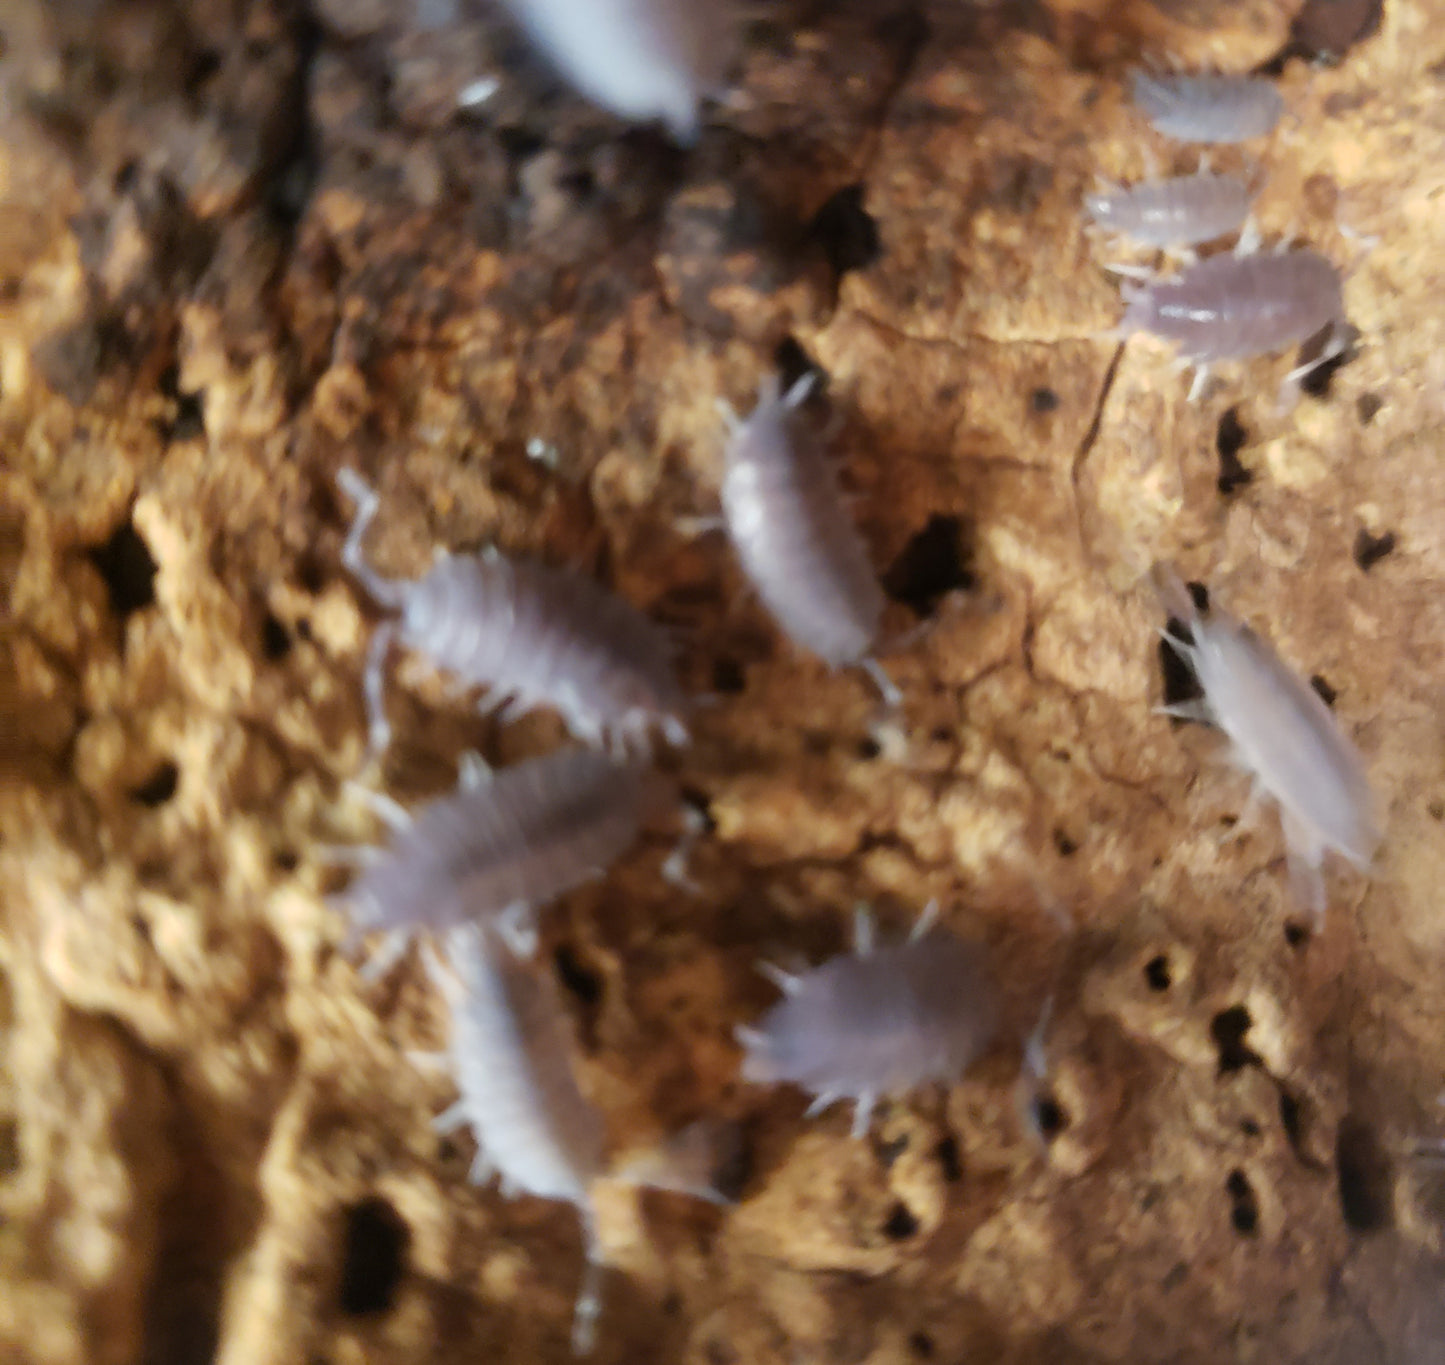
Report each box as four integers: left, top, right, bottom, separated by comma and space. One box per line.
1216, 407, 1252, 494
883, 515, 974, 618
1211, 1005, 1262, 1074
1033, 1094, 1067, 1139
131, 762, 179, 807
809, 184, 881, 277
338, 1197, 408, 1315
773, 336, 824, 395
90, 519, 157, 619
935, 1134, 963, 1181
1336, 1116, 1393, 1232
882, 1201, 920, 1239
554, 944, 603, 1008
261, 614, 292, 660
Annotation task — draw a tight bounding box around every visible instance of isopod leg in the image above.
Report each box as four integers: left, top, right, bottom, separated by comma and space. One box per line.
804, 1091, 841, 1119
850, 1092, 877, 1139
432, 1098, 471, 1133
1154, 699, 1212, 724
571, 1231, 607, 1355
495, 901, 539, 958
908, 898, 940, 942
852, 902, 876, 956
457, 751, 493, 790
758, 961, 803, 995
861, 658, 903, 709
358, 928, 411, 982
338, 469, 408, 610
1277, 322, 1350, 411
362, 621, 399, 765
660, 802, 708, 894
344, 778, 411, 830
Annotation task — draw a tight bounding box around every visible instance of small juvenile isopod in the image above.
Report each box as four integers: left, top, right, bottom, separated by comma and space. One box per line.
1132, 71, 1284, 144
719, 376, 897, 702
1115, 245, 1348, 398
736, 905, 998, 1137
337, 469, 688, 759
426, 924, 736, 1351
1086, 169, 1253, 249
1153, 566, 1381, 922
496, 0, 735, 144
335, 747, 662, 968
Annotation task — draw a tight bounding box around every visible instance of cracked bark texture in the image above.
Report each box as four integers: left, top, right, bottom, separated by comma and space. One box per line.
2, 0, 1444, 1362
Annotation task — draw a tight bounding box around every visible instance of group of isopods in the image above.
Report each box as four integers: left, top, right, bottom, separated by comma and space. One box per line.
320, 8, 1383, 1353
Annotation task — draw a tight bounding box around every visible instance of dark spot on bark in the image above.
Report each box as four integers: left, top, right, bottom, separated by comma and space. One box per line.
712, 656, 746, 694
1353, 527, 1395, 570
130, 762, 179, 807
1226, 1169, 1259, 1235
1356, 391, 1383, 424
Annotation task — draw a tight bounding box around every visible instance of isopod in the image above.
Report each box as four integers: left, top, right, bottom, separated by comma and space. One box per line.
719, 376, 896, 701
427, 923, 611, 1350
426, 924, 736, 1351
1153, 566, 1380, 922
1115, 246, 1348, 397
736, 905, 998, 1137
1132, 71, 1284, 144
1086, 169, 1253, 248
337, 469, 688, 758
496, 0, 734, 144
336, 747, 662, 967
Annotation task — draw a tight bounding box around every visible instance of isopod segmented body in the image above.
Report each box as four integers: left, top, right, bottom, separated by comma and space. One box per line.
737, 906, 998, 1137
720, 377, 890, 683
338, 747, 661, 958
1154, 567, 1380, 922
1132, 71, 1284, 143
1086, 170, 1253, 248
1118, 248, 1346, 371
338, 470, 688, 758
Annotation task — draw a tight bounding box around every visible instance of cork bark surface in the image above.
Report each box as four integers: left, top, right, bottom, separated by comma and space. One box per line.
2, 0, 1444, 1361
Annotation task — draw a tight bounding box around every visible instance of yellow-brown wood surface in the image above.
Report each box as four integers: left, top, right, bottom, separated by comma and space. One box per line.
2, 1, 1443, 1361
